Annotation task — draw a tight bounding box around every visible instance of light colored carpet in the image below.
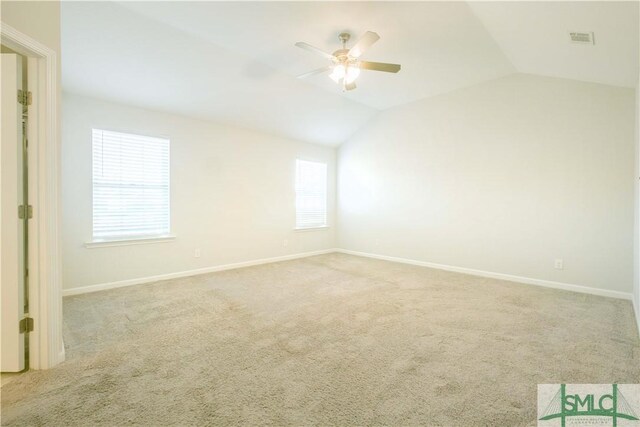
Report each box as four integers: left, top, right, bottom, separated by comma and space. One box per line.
2, 253, 639, 426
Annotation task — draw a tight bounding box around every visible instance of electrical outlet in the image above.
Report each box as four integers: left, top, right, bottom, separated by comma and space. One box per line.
194, 249, 201, 258
554, 258, 563, 270
283, 239, 289, 247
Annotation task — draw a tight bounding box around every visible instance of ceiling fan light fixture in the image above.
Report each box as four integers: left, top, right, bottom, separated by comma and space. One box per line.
329, 64, 346, 83
329, 63, 360, 85
344, 64, 360, 84
296, 31, 401, 90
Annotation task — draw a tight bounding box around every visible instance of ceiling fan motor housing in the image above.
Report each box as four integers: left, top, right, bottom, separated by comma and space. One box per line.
332, 48, 351, 62
338, 32, 351, 45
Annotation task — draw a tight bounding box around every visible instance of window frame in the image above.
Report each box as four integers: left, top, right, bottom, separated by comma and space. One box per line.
294, 158, 329, 231
88, 128, 173, 247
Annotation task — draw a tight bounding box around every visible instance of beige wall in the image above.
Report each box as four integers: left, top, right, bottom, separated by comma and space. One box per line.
338, 74, 636, 295
62, 93, 336, 290
2, 1, 60, 52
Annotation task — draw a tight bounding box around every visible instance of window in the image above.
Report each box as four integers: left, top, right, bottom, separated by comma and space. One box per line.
92, 129, 170, 241
295, 159, 327, 229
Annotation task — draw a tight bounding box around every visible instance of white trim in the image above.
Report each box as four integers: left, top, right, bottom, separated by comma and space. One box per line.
1, 22, 62, 369
294, 226, 330, 232
633, 297, 640, 338
63, 247, 634, 303
58, 346, 65, 365
63, 248, 338, 296
85, 235, 176, 248
336, 249, 633, 301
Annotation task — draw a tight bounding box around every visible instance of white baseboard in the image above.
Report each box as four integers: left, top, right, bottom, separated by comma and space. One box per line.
633, 296, 640, 338
58, 343, 66, 366
63, 246, 634, 303
336, 249, 633, 301
62, 249, 338, 296
62, 246, 638, 336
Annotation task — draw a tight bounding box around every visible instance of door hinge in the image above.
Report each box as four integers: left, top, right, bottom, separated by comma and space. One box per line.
19, 317, 34, 333
17, 90, 32, 106
18, 205, 33, 219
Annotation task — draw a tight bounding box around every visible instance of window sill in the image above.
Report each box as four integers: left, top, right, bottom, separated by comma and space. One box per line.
84, 235, 176, 249
294, 226, 330, 232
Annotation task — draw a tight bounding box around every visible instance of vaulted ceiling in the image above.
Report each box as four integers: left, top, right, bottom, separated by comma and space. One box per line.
468, 1, 638, 88
61, 1, 639, 146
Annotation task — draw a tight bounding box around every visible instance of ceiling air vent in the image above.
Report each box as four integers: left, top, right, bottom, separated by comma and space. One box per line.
569, 32, 595, 45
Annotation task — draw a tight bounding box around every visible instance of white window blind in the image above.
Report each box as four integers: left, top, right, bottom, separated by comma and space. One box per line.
92, 129, 170, 241
295, 159, 327, 229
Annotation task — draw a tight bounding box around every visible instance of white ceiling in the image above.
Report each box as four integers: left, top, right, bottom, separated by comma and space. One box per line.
468, 1, 639, 88
61, 1, 639, 146
117, 1, 516, 110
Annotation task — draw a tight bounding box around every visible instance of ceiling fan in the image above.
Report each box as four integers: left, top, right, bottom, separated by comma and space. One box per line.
295, 31, 401, 91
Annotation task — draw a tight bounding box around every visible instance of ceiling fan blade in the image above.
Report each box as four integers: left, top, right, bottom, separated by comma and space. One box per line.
344, 81, 356, 91
358, 61, 401, 73
348, 31, 380, 58
295, 42, 336, 60
297, 66, 333, 79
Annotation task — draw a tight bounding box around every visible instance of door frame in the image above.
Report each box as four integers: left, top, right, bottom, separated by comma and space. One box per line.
1, 22, 63, 369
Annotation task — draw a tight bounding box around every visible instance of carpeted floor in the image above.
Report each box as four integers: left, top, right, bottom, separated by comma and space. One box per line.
2, 253, 639, 426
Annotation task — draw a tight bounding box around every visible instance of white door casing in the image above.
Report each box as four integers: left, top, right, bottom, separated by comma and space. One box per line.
1, 22, 63, 370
